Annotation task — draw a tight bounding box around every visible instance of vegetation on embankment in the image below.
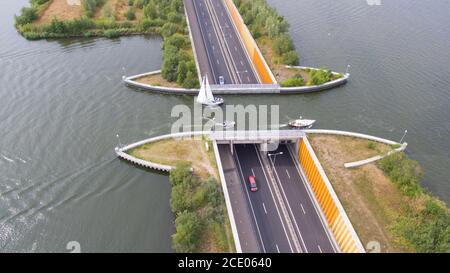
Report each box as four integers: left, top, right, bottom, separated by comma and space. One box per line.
127, 137, 234, 252
234, 0, 342, 87
308, 134, 449, 253
15, 0, 198, 88
169, 162, 234, 253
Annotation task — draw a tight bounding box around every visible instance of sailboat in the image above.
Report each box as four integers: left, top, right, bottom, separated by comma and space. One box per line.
197, 75, 224, 106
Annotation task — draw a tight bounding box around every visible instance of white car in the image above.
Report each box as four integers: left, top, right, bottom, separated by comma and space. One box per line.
219, 76, 225, 85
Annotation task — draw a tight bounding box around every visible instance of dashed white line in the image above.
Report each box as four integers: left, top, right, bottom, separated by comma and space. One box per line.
318, 245, 323, 253
276, 244, 280, 253
300, 203, 306, 215
262, 202, 267, 214
251, 168, 255, 177
286, 169, 291, 179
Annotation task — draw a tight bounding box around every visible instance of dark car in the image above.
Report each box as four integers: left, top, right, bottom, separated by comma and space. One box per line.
248, 176, 258, 192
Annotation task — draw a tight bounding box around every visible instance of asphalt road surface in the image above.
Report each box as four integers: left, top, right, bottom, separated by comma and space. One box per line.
185, 0, 259, 84
267, 144, 337, 253
234, 144, 295, 253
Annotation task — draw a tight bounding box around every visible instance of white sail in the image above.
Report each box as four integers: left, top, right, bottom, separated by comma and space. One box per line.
196, 76, 208, 104
204, 76, 215, 102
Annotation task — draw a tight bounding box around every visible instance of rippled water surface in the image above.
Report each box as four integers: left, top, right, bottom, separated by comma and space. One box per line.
0, 0, 449, 251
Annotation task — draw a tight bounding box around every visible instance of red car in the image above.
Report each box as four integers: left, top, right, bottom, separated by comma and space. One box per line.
248, 176, 258, 192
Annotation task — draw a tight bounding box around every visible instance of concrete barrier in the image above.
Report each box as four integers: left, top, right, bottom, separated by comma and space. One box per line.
298, 137, 365, 253
223, 0, 276, 84
123, 70, 348, 95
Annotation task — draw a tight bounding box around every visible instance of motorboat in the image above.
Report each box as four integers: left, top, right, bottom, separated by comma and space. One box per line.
288, 116, 316, 129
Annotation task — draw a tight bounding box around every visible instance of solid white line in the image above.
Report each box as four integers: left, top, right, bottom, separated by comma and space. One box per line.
253, 145, 294, 253
318, 245, 323, 253
286, 169, 291, 179
234, 146, 266, 253
262, 202, 267, 214
300, 203, 306, 215
276, 244, 280, 253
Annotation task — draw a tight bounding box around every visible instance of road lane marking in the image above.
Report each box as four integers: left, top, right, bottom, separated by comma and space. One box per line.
251, 168, 255, 177
300, 203, 306, 215
286, 169, 291, 179
318, 245, 323, 253
276, 244, 280, 253
267, 149, 308, 253
234, 46, 237, 51
285, 145, 338, 252
234, 146, 266, 253
240, 60, 244, 66
253, 145, 294, 253
262, 203, 267, 214
217, 59, 220, 64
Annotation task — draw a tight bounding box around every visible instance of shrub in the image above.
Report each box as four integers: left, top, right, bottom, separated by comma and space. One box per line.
172, 211, 202, 253
378, 153, 422, 197
128, 0, 134, 6
103, 4, 113, 19
81, 0, 104, 18
182, 71, 200, 89
367, 141, 376, 150
103, 29, 120, 38
169, 162, 194, 186
308, 68, 333, 85
281, 77, 304, 87
283, 50, 299, 66
125, 8, 136, 20
15, 7, 38, 26
273, 33, 294, 55
161, 22, 178, 37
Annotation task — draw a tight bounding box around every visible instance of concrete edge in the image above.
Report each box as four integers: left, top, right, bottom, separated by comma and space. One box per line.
303, 136, 366, 253
344, 143, 408, 168
123, 70, 348, 95
115, 131, 241, 253
212, 140, 242, 253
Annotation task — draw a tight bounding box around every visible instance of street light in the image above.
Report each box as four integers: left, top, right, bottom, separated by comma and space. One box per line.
268, 152, 283, 165
116, 134, 122, 148
400, 129, 408, 143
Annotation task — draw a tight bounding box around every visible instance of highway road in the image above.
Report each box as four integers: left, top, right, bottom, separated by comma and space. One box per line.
185, 0, 259, 84
231, 143, 337, 253
234, 144, 295, 253
267, 144, 337, 253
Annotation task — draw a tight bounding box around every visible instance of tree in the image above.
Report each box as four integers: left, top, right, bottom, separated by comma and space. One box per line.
15, 7, 38, 26
182, 71, 199, 89
273, 33, 294, 55
169, 162, 193, 186
144, 2, 158, 19
172, 211, 201, 252
161, 22, 178, 37
176, 61, 188, 85
283, 50, 299, 66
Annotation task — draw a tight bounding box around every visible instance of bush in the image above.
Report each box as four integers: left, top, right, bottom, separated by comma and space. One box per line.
15, 7, 38, 26
308, 68, 333, 85
169, 162, 194, 186
378, 153, 422, 197
367, 141, 376, 150
161, 22, 178, 37
283, 50, 299, 66
273, 34, 294, 55
125, 8, 136, 20
104, 29, 120, 38
281, 76, 304, 87
172, 211, 202, 253
82, 0, 104, 18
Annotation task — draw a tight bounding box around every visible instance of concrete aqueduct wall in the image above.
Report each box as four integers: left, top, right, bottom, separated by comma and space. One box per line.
223, 0, 277, 84
298, 137, 366, 253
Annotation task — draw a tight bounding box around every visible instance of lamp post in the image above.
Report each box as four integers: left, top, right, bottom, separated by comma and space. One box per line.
400, 129, 408, 143
116, 134, 122, 148
268, 152, 283, 165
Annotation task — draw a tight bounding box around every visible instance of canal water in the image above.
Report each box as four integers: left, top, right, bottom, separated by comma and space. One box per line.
0, 0, 448, 252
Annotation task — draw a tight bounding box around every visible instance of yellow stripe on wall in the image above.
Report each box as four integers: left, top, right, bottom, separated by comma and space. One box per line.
298, 138, 362, 253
